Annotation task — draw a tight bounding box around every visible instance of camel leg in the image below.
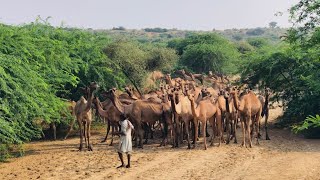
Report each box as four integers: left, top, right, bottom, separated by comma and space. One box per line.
78, 120, 83, 151
150, 124, 154, 139
209, 117, 215, 146
232, 118, 238, 144
265, 111, 270, 140
110, 125, 115, 146
64, 118, 75, 140
241, 119, 245, 147
102, 120, 111, 143
247, 118, 252, 148
255, 114, 261, 145
144, 123, 149, 144
226, 114, 231, 144
160, 121, 168, 147
51, 122, 56, 141
83, 121, 88, 148
206, 121, 210, 137
202, 121, 207, 150
185, 121, 191, 149
87, 122, 93, 151
217, 114, 223, 147
193, 119, 199, 148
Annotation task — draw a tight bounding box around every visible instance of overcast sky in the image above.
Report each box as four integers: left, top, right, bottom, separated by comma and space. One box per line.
0, 0, 299, 30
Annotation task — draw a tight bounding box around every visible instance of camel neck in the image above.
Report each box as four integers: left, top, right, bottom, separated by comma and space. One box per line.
95, 98, 108, 117
110, 94, 125, 116
189, 98, 199, 118
83, 89, 94, 113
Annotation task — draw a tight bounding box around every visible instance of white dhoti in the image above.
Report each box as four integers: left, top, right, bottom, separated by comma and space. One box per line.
118, 119, 134, 154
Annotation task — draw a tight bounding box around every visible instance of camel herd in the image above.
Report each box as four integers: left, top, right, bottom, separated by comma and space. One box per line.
65, 70, 271, 151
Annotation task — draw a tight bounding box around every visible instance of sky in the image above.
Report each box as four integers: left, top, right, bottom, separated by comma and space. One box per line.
0, 0, 299, 30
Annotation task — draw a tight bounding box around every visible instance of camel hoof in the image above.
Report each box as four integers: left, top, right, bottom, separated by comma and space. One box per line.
109, 143, 113, 146
234, 141, 238, 144
101, 140, 106, 143
266, 137, 271, 140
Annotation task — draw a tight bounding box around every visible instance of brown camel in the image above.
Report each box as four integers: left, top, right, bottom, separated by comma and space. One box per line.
74, 82, 98, 151
106, 88, 168, 148
93, 97, 121, 146
258, 87, 271, 140
187, 93, 221, 149
230, 88, 262, 148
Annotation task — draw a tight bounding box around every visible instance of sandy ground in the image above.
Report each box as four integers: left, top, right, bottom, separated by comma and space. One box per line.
1, 107, 320, 180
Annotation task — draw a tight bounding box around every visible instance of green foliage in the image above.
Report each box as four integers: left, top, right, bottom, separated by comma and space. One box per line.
269, 22, 278, 28
247, 37, 269, 48
292, 115, 320, 138
246, 28, 265, 36
241, 27, 320, 136
169, 33, 240, 74
144, 27, 168, 33
0, 22, 129, 160
290, 0, 320, 33
104, 40, 178, 91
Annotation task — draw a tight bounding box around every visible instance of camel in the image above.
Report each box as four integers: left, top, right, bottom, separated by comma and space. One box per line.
93, 97, 121, 146
175, 69, 194, 81
230, 88, 262, 148
223, 90, 238, 144
106, 88, 169, 148
187, 93, 222, 149
168, 90, 194, 149
258, 87, 271, 140
74, 82, 98, 151
164, 74, 177, 87
63, 100, 77, 139
150, 70, 165, 82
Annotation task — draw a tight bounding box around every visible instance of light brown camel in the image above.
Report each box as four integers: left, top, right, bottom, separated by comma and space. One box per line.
168, 90, 194, 149
187, 93, 221, 149
63, 100, 77, 139
74, 82, 98, 151
230, 88, 262, 148
223, 90, 238, 144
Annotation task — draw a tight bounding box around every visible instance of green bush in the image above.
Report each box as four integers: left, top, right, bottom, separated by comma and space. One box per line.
292, 115, 320, 138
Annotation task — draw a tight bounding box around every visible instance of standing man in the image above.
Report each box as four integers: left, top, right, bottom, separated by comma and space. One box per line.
116, 115, 134, 168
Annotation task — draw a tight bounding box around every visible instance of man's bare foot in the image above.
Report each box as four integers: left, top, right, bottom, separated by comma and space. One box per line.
117, 165, 124, 168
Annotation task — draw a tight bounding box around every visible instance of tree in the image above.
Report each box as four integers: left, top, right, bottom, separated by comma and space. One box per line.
290, 0, 320, 33
269, 21, 278, 28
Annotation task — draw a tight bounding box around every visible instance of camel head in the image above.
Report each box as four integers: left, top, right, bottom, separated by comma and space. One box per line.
159, 94, 170, 103
229, 86, 238, 96
124, 86, 134, 96
102, 88, 117, 100
89, 81, 99, 91
201, 87, 210, 97
187, 93, 195, 102
165, 74, 171, 80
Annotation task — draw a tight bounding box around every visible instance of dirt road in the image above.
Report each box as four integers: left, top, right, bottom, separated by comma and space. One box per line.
1, 108, 320, 180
